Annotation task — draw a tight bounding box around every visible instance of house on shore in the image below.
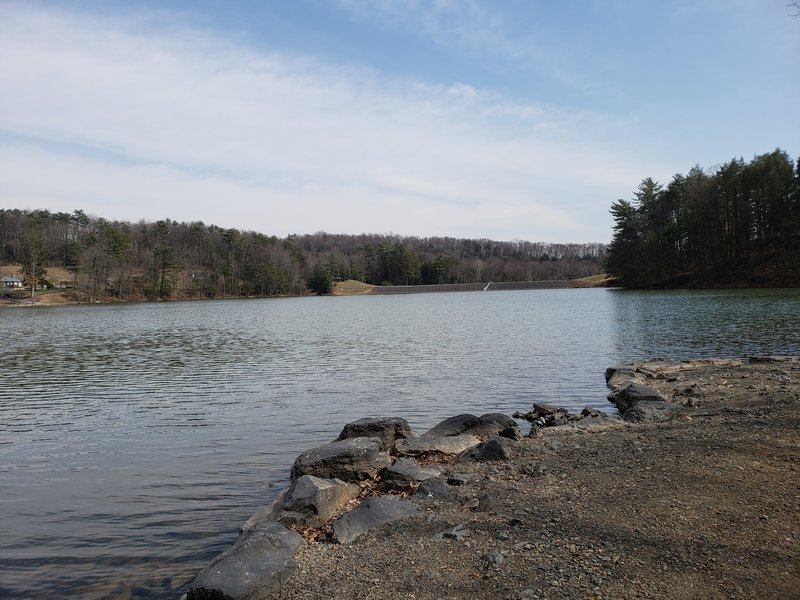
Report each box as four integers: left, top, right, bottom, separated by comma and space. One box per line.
2, 276, 24, 289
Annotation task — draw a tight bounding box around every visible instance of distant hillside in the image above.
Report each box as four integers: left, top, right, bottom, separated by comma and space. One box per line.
0, 209, 605, 301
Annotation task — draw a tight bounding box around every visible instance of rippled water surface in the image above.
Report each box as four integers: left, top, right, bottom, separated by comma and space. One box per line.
1, 288, 798, 598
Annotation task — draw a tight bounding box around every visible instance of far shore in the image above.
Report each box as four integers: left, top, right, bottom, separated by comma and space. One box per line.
0, 276, 612, 307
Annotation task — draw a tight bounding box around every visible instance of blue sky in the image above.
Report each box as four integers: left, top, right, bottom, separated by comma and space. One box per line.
1, 1, 797, 242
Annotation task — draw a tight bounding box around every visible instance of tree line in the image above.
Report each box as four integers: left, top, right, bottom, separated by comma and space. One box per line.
0, 209, 605, 300
606, 148, 800, 287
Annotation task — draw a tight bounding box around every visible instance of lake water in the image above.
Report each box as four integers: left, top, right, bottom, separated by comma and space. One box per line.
1, 288, 798, 598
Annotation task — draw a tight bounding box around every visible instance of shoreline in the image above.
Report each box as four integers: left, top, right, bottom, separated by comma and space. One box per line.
0, 278, 609, 308
8, 278, 800, 309
182, 357, 800, 599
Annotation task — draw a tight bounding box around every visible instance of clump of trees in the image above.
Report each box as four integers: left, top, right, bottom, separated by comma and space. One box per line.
606, 149, 799, 287
0, 209, 606, 301
293, 234, 605, 286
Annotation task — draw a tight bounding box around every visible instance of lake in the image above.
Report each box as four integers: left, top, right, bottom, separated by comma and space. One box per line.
1, 288, 798, 598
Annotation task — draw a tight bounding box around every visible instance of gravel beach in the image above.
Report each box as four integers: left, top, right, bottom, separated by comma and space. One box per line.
267, 358, 799, 600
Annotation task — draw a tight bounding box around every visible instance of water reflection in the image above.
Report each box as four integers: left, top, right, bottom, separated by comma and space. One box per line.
609, 288, 800, 360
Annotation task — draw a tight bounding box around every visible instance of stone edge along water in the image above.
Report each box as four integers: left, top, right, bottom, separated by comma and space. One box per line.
179, 357, 796, 600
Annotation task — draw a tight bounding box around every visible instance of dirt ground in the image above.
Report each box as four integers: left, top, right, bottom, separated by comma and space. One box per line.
272, 358, 799, 600
332, 280, 375, 296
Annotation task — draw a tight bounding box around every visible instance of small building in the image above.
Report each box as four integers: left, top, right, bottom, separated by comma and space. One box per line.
1, 276, 24, 289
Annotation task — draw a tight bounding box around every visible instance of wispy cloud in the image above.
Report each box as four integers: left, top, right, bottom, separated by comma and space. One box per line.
330, 0, 590, 92
334, 0, 516, 55
0, 2, 655, 241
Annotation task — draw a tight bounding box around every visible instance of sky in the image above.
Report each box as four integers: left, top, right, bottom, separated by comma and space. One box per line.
0, 1, 797, 243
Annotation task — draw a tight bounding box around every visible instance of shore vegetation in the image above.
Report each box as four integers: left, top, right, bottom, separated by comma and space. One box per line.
0, 209, 604, 302
606, 148, 799, 287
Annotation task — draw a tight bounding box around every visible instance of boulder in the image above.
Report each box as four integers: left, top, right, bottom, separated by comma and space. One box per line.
623, 401, 676, 422
333, 496, 419, 544
605, 363, 648, 390
470, 413, 518, 438
423, 412, 518, 438
446, 472, 473, 486
291, 437, 391, 482
580, 407, 608, 418
608, 382, 668, 413
607, 382, 675, 422
416, 478, 457, 500
604, 364, 638, 383
395, 413, 517, 457
187, 521, 304, 600
395, 433, 479, 457
425, 414, 480, 437
532, 403, 560, 416
239, 489, 289, 534
243, 476, 360, 529
499, 426, 524, 441
459, 436, 517, 462
381, 458, 440, 490
336, 417, 414, 451
607, 370, 644, 390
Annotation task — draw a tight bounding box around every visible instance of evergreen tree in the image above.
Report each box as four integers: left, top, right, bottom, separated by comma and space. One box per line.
606, 149, 799, 287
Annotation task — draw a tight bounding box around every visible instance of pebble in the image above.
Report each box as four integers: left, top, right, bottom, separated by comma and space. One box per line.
437, 523, 469, 542
482, 549, 504, 568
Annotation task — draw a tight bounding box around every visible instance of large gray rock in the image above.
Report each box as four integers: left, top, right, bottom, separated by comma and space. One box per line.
459, 436, 517, 462
470, 413, 518, 438
291, 437, 391, 482
608, 382, 674, 422
187, 521, 304, 600
425, 414, 480, 436
395, 413, 517, 457
623, 401, 676, 422
532, 403, 560, 416
395, 433, 480, 457
336, 417, 413, 451
499, 426, 524, 441
604, 364, 647, 390
381, 458, 440, 490
333, 496, 419, 544
416, 477, 458, 500
605, 364, 638, 383
423, 413, 516, 439
243, 476, 360, 530
608, 382, 668, 412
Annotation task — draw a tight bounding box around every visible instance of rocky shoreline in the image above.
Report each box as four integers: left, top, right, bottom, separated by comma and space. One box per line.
181, 357, 799, 600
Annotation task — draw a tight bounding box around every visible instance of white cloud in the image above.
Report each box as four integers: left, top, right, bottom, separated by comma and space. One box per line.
330, 0, 586, 89
333, 0, 527, 60
0, 3, 657, 242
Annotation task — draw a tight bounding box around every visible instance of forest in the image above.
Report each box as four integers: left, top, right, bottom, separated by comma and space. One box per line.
0, 209, 604, 301
606, 149, 800, 287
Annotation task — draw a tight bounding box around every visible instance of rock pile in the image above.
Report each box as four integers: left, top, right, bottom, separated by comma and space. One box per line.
183, 357, 800, 600
513, 403, 622, 434
603, 359, 743, 421
183, 413, 524, 600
